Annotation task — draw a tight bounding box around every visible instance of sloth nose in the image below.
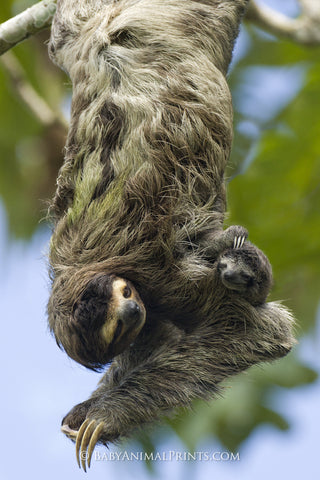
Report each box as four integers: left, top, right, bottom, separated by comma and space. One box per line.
223, 271, 236, 280
122, 300, 141, 324
223, 271, 243, 284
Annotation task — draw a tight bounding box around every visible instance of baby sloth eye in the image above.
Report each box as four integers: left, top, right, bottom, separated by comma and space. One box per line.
241, 272, 254, 286
123, 286, 131, 298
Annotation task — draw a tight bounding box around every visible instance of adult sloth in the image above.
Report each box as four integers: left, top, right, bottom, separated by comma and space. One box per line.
47, 0, 295, 470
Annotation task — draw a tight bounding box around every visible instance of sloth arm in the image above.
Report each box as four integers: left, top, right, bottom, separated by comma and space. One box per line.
62, 302, 294, 470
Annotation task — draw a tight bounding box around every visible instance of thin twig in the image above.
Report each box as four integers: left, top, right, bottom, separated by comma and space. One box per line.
246, 0, 320, 46
0, 50, 67, 129
0, 0, 57, 56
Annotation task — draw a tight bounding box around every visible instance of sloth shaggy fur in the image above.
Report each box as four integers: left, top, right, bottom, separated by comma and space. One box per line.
47, 0, 295, 467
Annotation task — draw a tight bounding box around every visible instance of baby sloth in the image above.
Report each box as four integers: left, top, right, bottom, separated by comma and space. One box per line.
47, 0, 295, 471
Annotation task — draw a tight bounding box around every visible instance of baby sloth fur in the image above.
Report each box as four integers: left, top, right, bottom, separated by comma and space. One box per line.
47, 0, 295, 470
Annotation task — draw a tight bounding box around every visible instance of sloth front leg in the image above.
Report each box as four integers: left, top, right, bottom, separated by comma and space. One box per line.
60, 299, 294, 471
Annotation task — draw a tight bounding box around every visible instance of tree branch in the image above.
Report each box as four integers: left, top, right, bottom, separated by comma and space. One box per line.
0, 0, 56, 56
1, 0, 320, 57
0, 50, 67, 129
246, 0, 320, 46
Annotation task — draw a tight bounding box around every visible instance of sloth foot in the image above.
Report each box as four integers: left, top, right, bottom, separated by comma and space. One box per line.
61, 400, 108, 471
61, 399, 93, 434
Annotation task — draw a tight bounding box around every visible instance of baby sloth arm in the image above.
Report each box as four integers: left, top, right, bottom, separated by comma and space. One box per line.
200, 225, 249, 260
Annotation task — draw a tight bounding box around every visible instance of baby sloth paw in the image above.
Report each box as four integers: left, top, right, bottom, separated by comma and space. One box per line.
224, 225, 248, 250
201, 225, 248, 261
233, 233, 247, 249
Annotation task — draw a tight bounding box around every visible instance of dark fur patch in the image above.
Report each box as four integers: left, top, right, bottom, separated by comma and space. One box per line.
92, 102, 123, 200
73, 274, 112, 329
99, 102, 123, 154
92, 169, 115, 201
110, 28, 146, 49
71, 275, 114, 369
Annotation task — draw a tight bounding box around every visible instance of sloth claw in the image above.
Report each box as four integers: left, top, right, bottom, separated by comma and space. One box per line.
61, 424, 78, 441
75, 418, 104, 471
76, 419, 90, 469
233, 235, 246, 249
87, 422, 104, 468
80, 420, 96, 471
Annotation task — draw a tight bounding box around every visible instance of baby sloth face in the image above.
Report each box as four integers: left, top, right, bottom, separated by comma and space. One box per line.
217, 245, 273, 306
218, 255, 254, 292
57, 275, 146, 370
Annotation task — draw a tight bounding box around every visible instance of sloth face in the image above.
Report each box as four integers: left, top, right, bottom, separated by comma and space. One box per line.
217, 245, 272, 306
217, 255, 254, 292
53, 275, 146, 370
96, 277, 146, 358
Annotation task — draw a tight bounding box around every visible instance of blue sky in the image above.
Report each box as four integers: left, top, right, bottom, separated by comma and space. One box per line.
0, 202, 319, 479
1, 0, 319, 478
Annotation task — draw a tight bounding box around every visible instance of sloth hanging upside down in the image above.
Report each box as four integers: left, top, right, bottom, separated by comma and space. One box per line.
47, 0, 295, 471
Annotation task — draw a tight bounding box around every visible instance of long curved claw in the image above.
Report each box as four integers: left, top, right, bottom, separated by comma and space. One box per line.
87, 422, 104, 468
76, 418, 90, 469
75, 419, 105, 471
80, 420, 97, 472
61, 424, 78, 441
233, 235, 246, 249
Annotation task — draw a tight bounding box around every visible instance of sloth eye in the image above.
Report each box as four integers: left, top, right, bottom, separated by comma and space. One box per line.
123, 286, 131, 298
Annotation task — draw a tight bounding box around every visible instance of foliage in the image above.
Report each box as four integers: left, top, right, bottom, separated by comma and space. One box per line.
0, 0, 66, 237
0, 1, 319, 456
